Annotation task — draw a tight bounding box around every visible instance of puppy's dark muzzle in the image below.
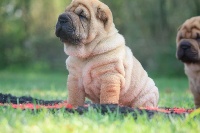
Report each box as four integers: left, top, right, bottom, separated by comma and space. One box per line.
177, 40, 199, 63
177, 41, 192, 60
58, 13, 70, 25
55, 13, 74, 38
180, 41, 191, 50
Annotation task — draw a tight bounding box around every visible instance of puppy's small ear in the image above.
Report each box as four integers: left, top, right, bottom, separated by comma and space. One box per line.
96, 7, 108, 26
96, 5, 113, 31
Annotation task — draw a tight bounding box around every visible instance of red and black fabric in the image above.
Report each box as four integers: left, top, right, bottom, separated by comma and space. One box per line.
0, 93, 194, 118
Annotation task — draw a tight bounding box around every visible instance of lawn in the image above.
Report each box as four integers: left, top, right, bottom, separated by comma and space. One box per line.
0, 71, 200, 133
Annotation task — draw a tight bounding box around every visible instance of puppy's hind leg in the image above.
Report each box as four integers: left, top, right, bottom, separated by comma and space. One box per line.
193, 93, 200, 108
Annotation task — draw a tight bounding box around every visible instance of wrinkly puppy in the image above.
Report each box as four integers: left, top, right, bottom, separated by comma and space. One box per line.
55, 0, 159, 108
176, 16, 200, 108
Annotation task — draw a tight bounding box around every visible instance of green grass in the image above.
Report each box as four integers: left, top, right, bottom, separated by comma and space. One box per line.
0, 71, 200, 133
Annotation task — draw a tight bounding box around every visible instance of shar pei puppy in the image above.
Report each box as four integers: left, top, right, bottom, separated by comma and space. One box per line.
176, 16, 200, 108
55, 0, 159, 108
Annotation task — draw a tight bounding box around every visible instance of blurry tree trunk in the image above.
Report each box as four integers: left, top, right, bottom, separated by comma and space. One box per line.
21, 0, 31, 38
159, 0, 168, 31
193, 0, 200, 15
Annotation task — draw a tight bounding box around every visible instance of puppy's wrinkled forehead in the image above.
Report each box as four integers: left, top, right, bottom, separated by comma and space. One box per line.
181, 19, 200, 32
66, 0, 104, 13
178, 17, 200, 40
65, 0, 113, 31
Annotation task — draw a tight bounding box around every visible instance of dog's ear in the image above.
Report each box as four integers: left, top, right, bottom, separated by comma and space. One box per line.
97, 7, 108, 25
96, 6, 113, 31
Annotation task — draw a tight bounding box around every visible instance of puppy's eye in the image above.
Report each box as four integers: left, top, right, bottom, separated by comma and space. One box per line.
179, 36, 183, 40
79, 10, 86, 19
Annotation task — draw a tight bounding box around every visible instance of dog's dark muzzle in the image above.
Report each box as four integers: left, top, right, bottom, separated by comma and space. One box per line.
55, 13, 77, 43
177, 40, 199, 63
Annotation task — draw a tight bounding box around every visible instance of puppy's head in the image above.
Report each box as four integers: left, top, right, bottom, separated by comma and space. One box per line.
55, 0, 113, 46
176, 16, 200, 64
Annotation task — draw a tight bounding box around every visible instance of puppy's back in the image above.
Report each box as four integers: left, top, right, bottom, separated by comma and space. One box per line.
120, 48, 159, 107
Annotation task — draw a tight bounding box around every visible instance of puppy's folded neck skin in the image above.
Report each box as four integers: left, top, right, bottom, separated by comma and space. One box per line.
64, 27, 122, 59
184, 63, 200, 76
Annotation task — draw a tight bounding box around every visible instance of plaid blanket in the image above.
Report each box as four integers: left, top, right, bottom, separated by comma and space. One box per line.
0, 93, 194, 118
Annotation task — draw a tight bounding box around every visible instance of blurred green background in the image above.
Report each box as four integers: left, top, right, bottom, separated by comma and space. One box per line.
0, 0, 199, 77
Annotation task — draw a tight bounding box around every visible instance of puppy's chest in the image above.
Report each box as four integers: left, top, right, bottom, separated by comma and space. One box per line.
82, 62, 119, 93
67, 58, 102, 86
67, 55, 125, 96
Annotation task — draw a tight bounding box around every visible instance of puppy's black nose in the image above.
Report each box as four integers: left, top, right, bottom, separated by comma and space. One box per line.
180, 41, 191, 50
58, 13, 69, 24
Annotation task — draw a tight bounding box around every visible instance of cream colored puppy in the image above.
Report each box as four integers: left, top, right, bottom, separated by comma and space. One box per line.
176, 16, 200, 108
55, 0, 159, 108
